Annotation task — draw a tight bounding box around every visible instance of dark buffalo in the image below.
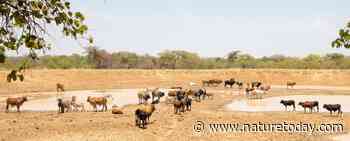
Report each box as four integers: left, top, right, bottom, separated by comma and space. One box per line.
287, 81, 296, 89
235, 81, 244, 89
151, 88, 165, 103
193, 88, 206, 101
224, 78, 236, 88
280, 100, 295, 111
182, 96, 192, 111
251, 81, 262, 88
57, 98, 72, 113
245, 87, 255, 95
202, 79, 223, 87
175, 90, 186, 101
135, 109, 148, 128
323, 104, 342, 116
173, 99, 184, 114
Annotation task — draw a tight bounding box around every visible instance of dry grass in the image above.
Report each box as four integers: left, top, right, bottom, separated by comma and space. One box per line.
1, 69, 350, 95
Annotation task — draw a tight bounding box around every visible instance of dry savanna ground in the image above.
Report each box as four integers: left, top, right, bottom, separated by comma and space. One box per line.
0, 69, 349, 141
1, 69, 350, 94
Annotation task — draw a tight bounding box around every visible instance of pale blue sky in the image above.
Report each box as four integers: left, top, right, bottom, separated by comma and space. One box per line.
46, 0, 350, 57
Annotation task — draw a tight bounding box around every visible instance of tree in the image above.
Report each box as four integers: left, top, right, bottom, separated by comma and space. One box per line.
86, 47, 112, 69
158, 50, 200, 69
0, 0, 90, 81
268, 54, 287, 62
235, 54, 256, 68
332, 22, 350, 48
111, 51, 138, 69
320, 53, 345, 69
172, 50, 200, 69
303, 54, 321, 69
158, 50, 177, 69
227, 50, 241, 62
325, 53, 345, 61
136, 54, 158, 69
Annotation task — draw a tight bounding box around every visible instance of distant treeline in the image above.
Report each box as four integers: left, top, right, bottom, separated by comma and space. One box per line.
1, 48, 350, 69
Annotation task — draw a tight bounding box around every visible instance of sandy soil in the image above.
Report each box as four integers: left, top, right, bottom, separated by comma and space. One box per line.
1, 87, 349, 141
1, 69, 350, 95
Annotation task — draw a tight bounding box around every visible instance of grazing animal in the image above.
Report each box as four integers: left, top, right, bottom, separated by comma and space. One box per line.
259, 85, 271, 91
280, 100, 296, 111
174, 90, 188, 114
57, 98, 72, 113
202, 80, 210, 86
151, 88, 165, 103
224, 78, 236, 88
175, 90, 186, 100
185, 89, 196, 97
135, 109, 148, 128
71, 96, 85, 112
173, 99, 184, 114
57, 98, 65, 113
137, 90, 151, 104
87, 96, 108, 112
111, 105, 123, 114
184, 88, 205, 101
299, 101, 319, 113
202, 79, 223, 87
193, 88, 206, 101
137, 104, 156, 123
251, 81, 262, 88
287, 81, 296, 89
245, 88, 265, 99
56, 83, 65, 92
235, 81, 244, 89
245, 87, 255, 95
167, 90, 177, 97
323, 104, 342, 116
6, 96, 28, 112
71, 103, 85, 112
205, 93, 214, 99
182, 96, 192, 111
199, 88, 207, 100
193, 90, 202, 102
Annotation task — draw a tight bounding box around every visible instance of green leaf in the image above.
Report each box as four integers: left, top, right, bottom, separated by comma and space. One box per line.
74, 12, 85, 21
64, 2, 71, 9
88, 36, 94, 44
344, 34, 350, 40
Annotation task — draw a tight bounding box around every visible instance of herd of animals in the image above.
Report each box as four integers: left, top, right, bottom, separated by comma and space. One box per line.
3, 78, 344, 129
280, 100, 343, 116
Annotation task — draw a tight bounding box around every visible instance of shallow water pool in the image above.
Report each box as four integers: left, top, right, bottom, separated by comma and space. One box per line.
14, 89, 154, 112
226, 95, 350, 112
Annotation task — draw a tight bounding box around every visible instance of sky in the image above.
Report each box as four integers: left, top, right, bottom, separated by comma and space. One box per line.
44, 0, 350, 57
